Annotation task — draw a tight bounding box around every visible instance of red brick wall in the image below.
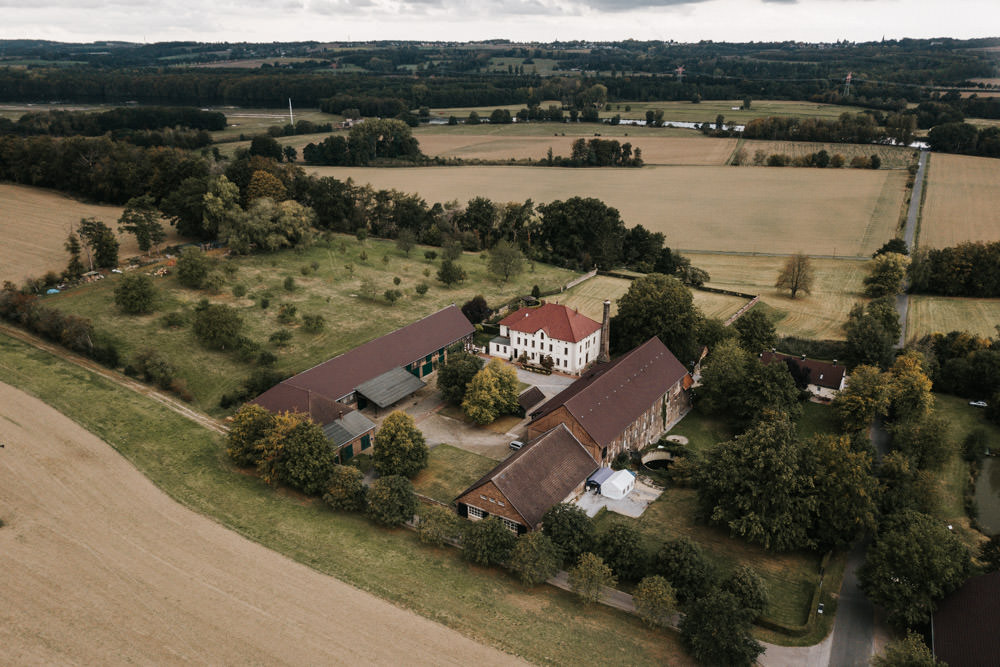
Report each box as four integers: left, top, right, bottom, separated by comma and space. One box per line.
456, 480, 528, 527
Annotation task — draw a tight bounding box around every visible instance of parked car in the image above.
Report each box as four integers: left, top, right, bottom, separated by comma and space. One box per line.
970, 400, 988, 408
509, 440, 524, 450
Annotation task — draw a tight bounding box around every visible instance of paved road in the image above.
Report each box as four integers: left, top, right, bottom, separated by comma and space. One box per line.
827, 540, 877, 666
896, 150, 929, 347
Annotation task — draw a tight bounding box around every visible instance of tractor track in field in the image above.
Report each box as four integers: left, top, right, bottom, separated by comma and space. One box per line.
0, 322, 228, 435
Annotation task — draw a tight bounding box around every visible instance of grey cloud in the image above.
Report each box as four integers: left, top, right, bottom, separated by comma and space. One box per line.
577, 0, 711, 11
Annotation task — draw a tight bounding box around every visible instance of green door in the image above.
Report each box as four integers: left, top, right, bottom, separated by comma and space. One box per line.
422, 362, 433, 375
361, 434, 371, 450
340, 444, 354, 462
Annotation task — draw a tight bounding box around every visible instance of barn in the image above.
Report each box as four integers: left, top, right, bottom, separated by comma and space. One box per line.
526, 336, 691, 465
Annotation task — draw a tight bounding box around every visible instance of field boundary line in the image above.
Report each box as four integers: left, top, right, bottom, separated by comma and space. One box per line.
0, 323, 228, 435
677, 249, 869, 261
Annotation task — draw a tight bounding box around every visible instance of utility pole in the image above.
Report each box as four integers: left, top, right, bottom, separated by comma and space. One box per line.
843, 72, 853, 98
288, 98, 294, 126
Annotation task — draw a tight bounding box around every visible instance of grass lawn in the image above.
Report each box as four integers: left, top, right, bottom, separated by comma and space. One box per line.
412, 444, 497, 504
0, 333, 692, 666
664, 405, 734, 454
45, 235, 577, 414
797, 401, 840, 439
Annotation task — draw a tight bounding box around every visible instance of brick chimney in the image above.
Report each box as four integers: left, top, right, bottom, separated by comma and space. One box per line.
597, 300, 611, 363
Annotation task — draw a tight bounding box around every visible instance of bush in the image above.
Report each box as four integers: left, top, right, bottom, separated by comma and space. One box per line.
963, 428, 990, 461
276, 303, 297, 324
462, 517, 517, 566
127, 348, 176, 390
568, 552, 616, 604
256, 350, 277, 366
322, 465, 367, 511
269, 329, 293, 346
192, 303, 243, 350
423, 250, 438, 260
302, 314, 325, 333
510, 532, 562, 585
418, 504, 460, 546
260, 296, 270, 309
633, 575, 677, 628
202, 270, 226, 293
232, 284, 247, 298
365, 475, 417, 527
114, 272, 157, 314
283, 276, 296, 291
176, 247, 212, 289
415, 282, 429, 296
160, 311, 187, 328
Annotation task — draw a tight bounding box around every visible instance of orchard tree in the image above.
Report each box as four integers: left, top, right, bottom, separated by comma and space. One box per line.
633, 575, 677, 628
462, 516, 517, 567
775, 252, 814, 298
488, 240, 525, 283
436, 351, 483, 405
322, 464, 367, 511
437, 259, 467, 287
542, 503, 595, 566
610, 273, 703, 362
859, 510, 970, 628
117, 194, 166, 254
462, 359, 520, 424
680, 590, 764, 667
114, 272, 157, 315
510, 532, 562, 586
373, 410, 428, 478
568, 552, 616, 604
365, 475, 417, 527
395, 228, 417, 256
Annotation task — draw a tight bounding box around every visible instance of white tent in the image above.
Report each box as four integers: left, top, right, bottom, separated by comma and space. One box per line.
600, 470, 636, 500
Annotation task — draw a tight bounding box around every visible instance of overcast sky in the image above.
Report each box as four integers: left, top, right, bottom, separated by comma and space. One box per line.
2, 0, 998, 45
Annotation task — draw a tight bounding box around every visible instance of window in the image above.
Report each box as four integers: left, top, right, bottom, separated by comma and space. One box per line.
480, 494, 487, 500
500, 517, 520, 534
467, 506, 485, 520
564, 346, 568, 355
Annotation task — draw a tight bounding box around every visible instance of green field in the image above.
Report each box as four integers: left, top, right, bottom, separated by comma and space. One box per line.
597, 99, 871, 124
211, 107, 343, 142
412, 444, 497, 504
309, 166, 906, 257
45, 236, 577, 413
0, 333, 692, 666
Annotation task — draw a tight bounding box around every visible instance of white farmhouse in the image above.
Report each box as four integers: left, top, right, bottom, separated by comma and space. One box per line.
489, 302, 604, 375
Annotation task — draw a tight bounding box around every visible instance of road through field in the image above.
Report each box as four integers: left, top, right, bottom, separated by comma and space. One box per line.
0, 382, 521, 666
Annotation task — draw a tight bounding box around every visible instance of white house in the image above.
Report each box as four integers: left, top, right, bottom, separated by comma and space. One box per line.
489, 303, 603, 375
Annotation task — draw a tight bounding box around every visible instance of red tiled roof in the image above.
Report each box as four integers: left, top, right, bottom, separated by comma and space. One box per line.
529, 337, 689, 447
251, 305, 473, 415
759, 351, 846, 390
499, 303, 601, 343
933, 571, 1000, 667
247, 383, 353, 425
457, 424, 598, 528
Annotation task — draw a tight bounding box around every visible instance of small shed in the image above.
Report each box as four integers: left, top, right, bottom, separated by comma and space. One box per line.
601, 470, 636, 500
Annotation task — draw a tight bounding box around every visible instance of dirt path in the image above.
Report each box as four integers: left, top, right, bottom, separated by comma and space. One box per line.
0, 382, 522, 666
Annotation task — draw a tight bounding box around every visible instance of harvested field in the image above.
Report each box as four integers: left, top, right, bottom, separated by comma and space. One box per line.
686, 253, 869, 340
0, 184, 181, 284
310, 165, 907, 257
920, 153, 1000, 248
415, 134, 738, 165
905, 295, 1000, 342
738, 140, 917, 170
694, 289, 752, 321
0, 382, 518, 666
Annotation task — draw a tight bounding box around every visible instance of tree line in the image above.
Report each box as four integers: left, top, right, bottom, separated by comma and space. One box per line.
909, 241, 1000, 297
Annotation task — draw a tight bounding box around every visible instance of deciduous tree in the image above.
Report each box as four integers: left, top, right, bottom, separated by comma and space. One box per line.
322, 464, 367, 511
802, 434, 877, 548
365, 475, 417, 527
541, 503, 595, 566
417, 504, 460, 546
864, 252, 910, 298
680, 590, 764, 667
597, 522, 648, 581
114, 272, 157, 314
77, 217, 119, 270
117, 194, 166, 254
872, 630, 940, 667
732, 308, 777, 353
775, 252, 814, 298
226, 404, 276, 467
633, 575, 677, 628
510, 531, 562, 586
176, 246, 213, 289
722, 565, 770, 620
192, 303, 243, 350
462, 359, 520, 425
487, 240, 525, 283
833, 364, 890, 432
64, 232, 85, 280
437, 259, 467, 287
568, 552, 616, 604
436, 350, 483, 405
653, 537, 716, 604
462, 516, 517, 567
610, 273, 702, 362
372, 410, 428, 478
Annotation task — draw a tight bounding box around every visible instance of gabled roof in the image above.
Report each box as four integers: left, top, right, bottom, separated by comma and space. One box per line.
323, 410, 376, 448
529, 337, 689, 447
499, 303, 601, 343
252, 305, 473, 410
517, 386, 546, 413
933, 571, 1000, 667
759, 351, 846, 390
457, 424, 599, 528
356, 367, 426, 409
247, 383, 353, 425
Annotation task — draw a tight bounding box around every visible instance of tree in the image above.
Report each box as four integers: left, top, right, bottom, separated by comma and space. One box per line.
365, 475, 417, 527
541, 503, 595, 566
696, 413, 816, 551
610, 273, 703, 362
487, 240, 525, 283
437, 259, 467, 287
775, 252, 814, 298
653, 537, 716, 604
878, 451, 939, 516
732, 308, 777, 353
395, 228, 416, 256
680, 590, 764, 667
436, 351, 483, 405
461, 295, 491, 324
322, 464, 367, 511
372, 410, 428, 478
568, 552, 616, 604
462, 359, 520, 425
279, 417, 337, 495
722, 566, 770, 620
872, 630, 940, 667
114, 272, 157, 314
224, 198, 314, 254
859, 510, 970, 628
117, 194, 166, 254
889, 413, 951, 471
864, 253, 910, 298
979, 534, 1000, 573
845, 297, 901, 368
64, 232, 84, 280
633, 575, 677, 628
226, 404, 276, 467
833, 365, 890, 432
802, 434, 878, 548
176, 246, 212, 289
886, 351, 934, 423
192, 303, 243, 350
417, 504, 460, 546
460, 515, 518, 567
348, 118, 421, 163
246, 170, 287, 202
697, 340, 802, 427
510, 532, 562, 586
249, 135, 283, 161
873, 238, 909, 257
536, 197, 626, 270
597, 522, 647, 581
77, 217, 119, 270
